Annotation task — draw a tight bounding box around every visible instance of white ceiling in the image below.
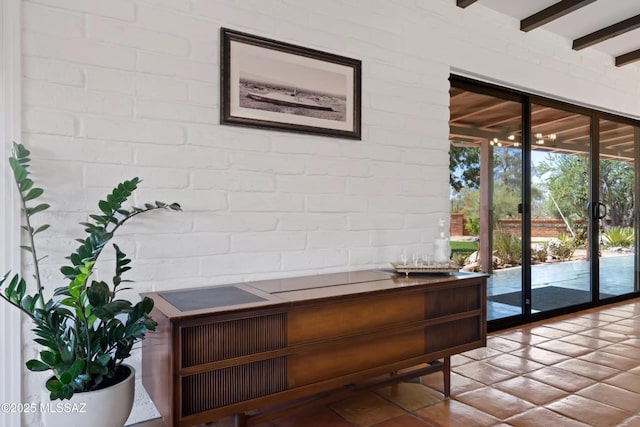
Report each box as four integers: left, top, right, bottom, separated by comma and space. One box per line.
479, 0, 640, 59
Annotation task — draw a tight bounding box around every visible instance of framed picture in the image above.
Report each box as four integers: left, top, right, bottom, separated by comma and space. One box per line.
220, 28, 362, 140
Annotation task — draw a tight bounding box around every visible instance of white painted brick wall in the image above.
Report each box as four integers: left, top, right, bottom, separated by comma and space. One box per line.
16, 0, 640, 425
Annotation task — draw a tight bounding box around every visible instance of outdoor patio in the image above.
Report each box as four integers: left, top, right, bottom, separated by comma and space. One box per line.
487, 254, 635, 320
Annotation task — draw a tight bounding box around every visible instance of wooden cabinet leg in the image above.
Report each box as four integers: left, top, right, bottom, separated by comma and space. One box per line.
234, 413, 247, 427
443, 356, 451, 397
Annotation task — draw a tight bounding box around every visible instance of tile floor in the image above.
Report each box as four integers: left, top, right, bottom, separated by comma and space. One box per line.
141, 298, 640, 427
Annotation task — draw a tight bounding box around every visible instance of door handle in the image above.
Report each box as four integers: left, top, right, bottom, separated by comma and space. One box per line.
593, 202, 607, 220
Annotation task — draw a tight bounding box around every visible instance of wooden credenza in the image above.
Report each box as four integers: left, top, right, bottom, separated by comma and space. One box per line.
142, 269, 486, 426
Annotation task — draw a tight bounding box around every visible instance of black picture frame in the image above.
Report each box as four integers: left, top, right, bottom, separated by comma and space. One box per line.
220, 28, 362, 140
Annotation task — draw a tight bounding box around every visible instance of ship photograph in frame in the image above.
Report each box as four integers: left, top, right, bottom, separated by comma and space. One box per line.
220, 28, 362, 139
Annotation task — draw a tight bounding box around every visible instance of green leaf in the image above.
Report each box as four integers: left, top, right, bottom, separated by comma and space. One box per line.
13, 142, 30, 158
26, 359, 50, 372
68, 359, 85, 379
140, 296, 154, 315
87, 281, 110, 307
46, 379, 62, 392
18, 178, 33, 192
98, 200, 112, 215
97, 354, 112, 366
34, 338, 58, 349
24, 187, 44, 201
93, 300, 131, 320
60, 266, 77, 277
20, 295, 34, 313
169, 202, 182, 211
26, 203, 50, 216
20, 245, 33, 253
59, 345, 74, 364
59, 371, 72, 385
9, 158, 27, 182
16, 279, 26, 298
33, 224, 50, 235
89, 214, 107, 224
40, 350, 57, 366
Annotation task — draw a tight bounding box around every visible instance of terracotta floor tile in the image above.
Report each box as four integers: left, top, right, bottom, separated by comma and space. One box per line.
199, 416, 276, 427
493, 376, 568, 405
450, 354, 474, 367
578, 350, 639, 370
577, 383, 640, 413
543, 321, 591, 333
604, 372, 640, 393
485, 354, 545, 374
510, 346, 570, 365
614, 318, 640, 328
413, 399, 500, 427
421, 372, 485, 396
535, 339, 591, 357
598, 343, 640, 360
545, 395, 631, 427
599, 308, 634, 318
376, 382, 443, 412
600, 323, 638, 335
372, 414, 436, 427
529, 326, 573, 339
461, 347, 503, 361
498, 331, 549, 346
558, 333, 613, 349
562, 317, 608, 328
581, 312, 626, 322
621, 337, 640, 348
455, 387, 535, 420
506, 407, 591, 427
330, 392, 406, 426
452, 361, 517, 385
553, 358, 620, 380
619, 416, 640, 427
524, 366, 596, 392
578, 328, 629, 342
610, 303, 640, 314
274, 406, 352, 427
486, 336, 526, 353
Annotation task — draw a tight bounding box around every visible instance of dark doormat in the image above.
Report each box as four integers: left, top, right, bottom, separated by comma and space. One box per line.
488, 286, 613, 311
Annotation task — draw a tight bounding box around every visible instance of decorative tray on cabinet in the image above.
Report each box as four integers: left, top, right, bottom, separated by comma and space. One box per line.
390, 262, 462, 275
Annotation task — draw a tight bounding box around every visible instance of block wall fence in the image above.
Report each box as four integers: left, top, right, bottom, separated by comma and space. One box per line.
450, 213, 572, 239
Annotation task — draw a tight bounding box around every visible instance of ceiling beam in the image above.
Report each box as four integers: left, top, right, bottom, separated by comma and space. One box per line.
573, 14, 640, 50
521, 0, 597, 32
456, 0, 478, 8
616, 48, 640, 67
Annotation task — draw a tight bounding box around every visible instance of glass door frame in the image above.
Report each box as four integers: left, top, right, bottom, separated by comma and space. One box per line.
450, 75, 640, 333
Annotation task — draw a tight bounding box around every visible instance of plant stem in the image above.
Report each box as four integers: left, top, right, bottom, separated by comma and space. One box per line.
0, 293, 35, 319
17, 190, 45, 310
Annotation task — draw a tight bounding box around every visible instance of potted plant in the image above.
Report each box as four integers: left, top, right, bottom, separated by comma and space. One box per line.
0, 143, 181, 426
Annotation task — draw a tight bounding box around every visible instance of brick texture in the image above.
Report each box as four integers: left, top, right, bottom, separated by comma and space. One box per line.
17, 0, 640, 424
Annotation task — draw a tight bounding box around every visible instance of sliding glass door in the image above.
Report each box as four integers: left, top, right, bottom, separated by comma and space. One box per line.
529, 103, 593, 314
598, 119, 639, 299
450, 76, 640, 329
449, 86, 524, 321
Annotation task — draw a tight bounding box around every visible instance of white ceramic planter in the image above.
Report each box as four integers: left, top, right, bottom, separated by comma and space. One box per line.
41, 365, 135, 427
